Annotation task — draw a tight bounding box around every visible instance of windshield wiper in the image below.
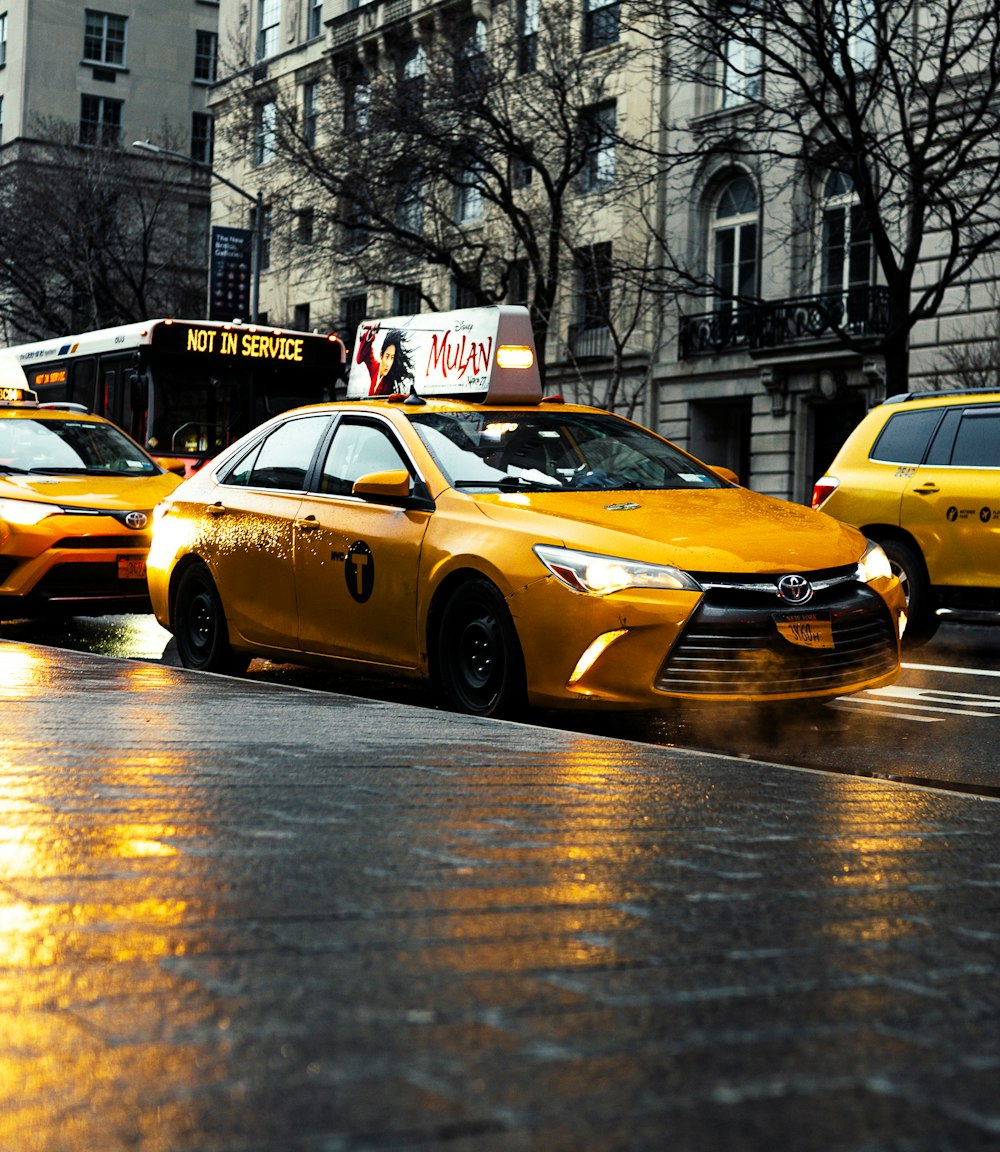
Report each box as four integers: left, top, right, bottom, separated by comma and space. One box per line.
0, 463, 32, 474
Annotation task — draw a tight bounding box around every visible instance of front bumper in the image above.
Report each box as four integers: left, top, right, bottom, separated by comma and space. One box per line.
513, 564, 902, 709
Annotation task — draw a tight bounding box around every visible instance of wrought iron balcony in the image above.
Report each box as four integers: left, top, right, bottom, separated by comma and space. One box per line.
678, 285, 891, 359
568, 323, 612, 361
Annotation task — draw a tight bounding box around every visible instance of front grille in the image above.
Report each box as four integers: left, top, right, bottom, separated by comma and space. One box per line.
32, 562, 149, 600
655, 581, 898, 697
53, 535, 152, 550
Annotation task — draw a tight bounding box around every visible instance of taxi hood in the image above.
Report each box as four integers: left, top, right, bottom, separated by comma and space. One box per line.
0, 471, 182, 509
473, 484, 867, 573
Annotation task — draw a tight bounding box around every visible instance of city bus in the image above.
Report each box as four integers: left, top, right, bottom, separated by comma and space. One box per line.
4, 318, 348, 474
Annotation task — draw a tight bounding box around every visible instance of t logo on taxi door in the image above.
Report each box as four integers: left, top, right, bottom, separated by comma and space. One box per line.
345, 540, 374, 602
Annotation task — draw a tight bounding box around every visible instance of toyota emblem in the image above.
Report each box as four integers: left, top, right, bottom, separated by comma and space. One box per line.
124, 511, 148, 530
776, 573, 813, 604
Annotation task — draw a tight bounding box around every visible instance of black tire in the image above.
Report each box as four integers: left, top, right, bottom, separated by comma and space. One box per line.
881, 538, 939, 647
173, 564, 250, 674
436, 578, 527, 718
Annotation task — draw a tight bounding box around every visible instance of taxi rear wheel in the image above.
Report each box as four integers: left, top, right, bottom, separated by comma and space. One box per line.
436, 579, 527, 718
173, 564, 250, 675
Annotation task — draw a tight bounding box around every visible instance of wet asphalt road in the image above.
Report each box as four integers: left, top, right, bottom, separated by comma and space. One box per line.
2, 638, 1000, 1151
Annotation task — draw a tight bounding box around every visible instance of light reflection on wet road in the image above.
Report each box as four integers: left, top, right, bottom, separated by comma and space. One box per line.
2, 612, 999, 793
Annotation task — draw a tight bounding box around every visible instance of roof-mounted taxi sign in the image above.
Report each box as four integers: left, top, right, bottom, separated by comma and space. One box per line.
0, 356, 38, 407
347, 305, 541, 405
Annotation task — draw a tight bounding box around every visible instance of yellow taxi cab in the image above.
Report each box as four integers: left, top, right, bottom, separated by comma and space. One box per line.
813, 388, 1000, 645
0, 358, 183, 617
147, 306, 904, 717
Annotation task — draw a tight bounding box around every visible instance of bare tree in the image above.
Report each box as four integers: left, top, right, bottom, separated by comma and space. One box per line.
216, 0, 664, 405
0, 122, 207, 342
627, 0, 1000, 395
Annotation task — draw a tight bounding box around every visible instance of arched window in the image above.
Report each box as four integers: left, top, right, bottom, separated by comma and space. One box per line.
710, 177, 758, 309
819, 171, 871, 298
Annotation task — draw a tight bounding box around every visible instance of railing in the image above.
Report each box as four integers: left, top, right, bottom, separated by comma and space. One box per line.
678, 285, 891, 359
568, 323, 612, 360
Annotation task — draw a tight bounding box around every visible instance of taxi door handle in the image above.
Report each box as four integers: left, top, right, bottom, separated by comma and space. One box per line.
295, 516, 320, 532
207, 502, 226, 517
912, 482, 940, 495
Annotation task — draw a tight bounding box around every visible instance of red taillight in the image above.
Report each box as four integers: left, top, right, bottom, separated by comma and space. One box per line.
812, 476, 839, 509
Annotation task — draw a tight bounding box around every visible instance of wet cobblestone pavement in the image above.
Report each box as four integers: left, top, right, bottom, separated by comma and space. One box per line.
2, 640, 1000, 1151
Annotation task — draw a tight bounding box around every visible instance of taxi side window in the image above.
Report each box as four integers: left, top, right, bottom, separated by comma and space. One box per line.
222, 415, 330, 491
869, 409, 942, 464
318, 422, 408, 496
950, 408, 1000, 468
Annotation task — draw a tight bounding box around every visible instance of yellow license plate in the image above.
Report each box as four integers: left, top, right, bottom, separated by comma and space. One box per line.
774, 612, 834, 649
118, 556, 147, 580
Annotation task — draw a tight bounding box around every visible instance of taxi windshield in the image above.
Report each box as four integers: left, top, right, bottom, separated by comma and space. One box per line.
409, 410, 725, 492
0, 417, 158, 476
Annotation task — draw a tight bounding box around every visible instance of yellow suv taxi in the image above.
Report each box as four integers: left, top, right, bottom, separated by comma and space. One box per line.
148, 306, 903, 716
813, 388, 1000, 645
0, 359, 183, 617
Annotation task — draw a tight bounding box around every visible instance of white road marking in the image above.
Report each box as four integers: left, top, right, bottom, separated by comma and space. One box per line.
830, 700, 942, 722
903, 662, 1000, 679
834, 682, 1000, 722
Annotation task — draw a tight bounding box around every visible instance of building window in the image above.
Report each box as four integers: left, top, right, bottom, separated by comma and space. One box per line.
394, 284, 422, 314
297, 207, 314, 244
575, 242, 612, 331
344, 78, 370, 134
819, 171, 872, 302
192, 113, 213, 165
455, 165, 484, 224
253, 100, 276, 165
833, 0, 875, 72
580, 101, 616, 192
455, 18, 487, 94
302, 80, 319, 146
195, 30, 217, 82
0, 95, 4, 145
80, 94, 123, 146
719, 9, 762, 109
308, 0, 322, 39
0, 13, 7, 68
508, 259, 530, 307
294, 303, 310, 330
397, 173, 424, 233
341, 293, 368, 341
452, 277, 479, 309
583, 0, 619, 52
517, 0, 538, 74
257, 0, 281, 60
710, 177, 759, 308
398, 43, 426, 115
84, 10, 127, 67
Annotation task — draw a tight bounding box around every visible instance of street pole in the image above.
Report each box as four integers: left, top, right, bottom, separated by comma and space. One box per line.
132, 139, 262, 323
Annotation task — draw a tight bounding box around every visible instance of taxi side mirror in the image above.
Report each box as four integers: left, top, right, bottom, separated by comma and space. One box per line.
710, 464, 740, 485
352, 469, 412, 500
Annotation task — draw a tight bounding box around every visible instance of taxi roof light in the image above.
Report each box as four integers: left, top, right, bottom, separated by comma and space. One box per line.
495, 344, 534, 370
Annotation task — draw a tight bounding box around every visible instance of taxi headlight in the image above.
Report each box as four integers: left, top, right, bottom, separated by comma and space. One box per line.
857, 540, 892, 584
534, 543, 703, 596
0, 497, 62, 525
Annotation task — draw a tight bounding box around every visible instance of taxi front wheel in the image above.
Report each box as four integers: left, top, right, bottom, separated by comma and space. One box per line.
881, 538, 940, 647
436, 578, 527, 719
173, 563, 251, 675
